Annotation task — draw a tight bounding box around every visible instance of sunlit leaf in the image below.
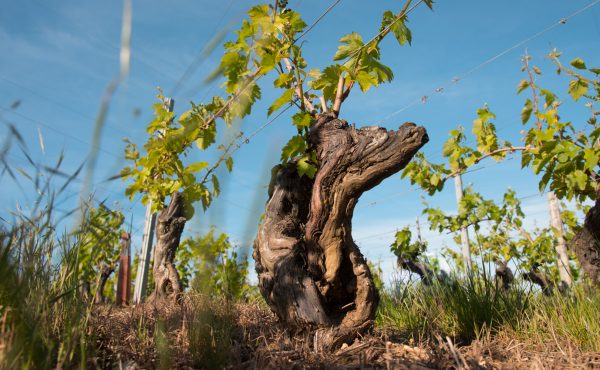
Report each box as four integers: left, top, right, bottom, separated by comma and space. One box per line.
268, 88, 294, 116
568, 79, 588, 101
521, 99, 533, 124
570, 57, 586, 70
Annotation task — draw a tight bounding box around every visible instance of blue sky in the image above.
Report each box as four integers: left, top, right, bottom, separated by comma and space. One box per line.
1, 0, 599, 283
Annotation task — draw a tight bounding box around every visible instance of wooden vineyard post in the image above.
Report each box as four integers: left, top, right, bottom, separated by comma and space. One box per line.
454, 173, 472, 271
116, 232, 131, 306
548, 191, 572, 289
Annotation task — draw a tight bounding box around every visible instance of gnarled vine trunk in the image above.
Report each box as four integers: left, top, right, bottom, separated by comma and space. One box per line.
522, 268, 556, 296
254, 113, 428, 344
495, 260, 514, 291
94, 263, 115, 304
398, 258, 436, 285
572, 198, 600, 285
397, 257, 452, 286
148, 192, 187, 304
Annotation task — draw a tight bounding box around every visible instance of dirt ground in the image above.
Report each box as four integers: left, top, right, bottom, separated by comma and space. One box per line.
89, 300, 600, 369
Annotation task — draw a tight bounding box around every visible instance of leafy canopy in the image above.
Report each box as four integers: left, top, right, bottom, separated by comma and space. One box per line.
75, 204, 125, 283
122, 1, 433, 217
177, 229, 249, 299
402, 50, 599, 203
397, 187, 581, 281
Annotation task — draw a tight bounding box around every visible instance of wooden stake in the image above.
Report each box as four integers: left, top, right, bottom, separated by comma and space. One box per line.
116, 232, 131, 306
454, 173, 472, 271
548, 191, 572, 288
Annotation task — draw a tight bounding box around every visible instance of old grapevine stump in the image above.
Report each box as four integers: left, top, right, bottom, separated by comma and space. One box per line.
148, 192, 187, 304
522, 266, 557, 296
94, 263, 115, 304
254, 113, 428, 346
572, 198, 600, 285
495, 260, 514, 291
397, 258, 437, 286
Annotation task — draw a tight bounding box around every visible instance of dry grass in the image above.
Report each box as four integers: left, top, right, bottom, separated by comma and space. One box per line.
86, 295, 600, 369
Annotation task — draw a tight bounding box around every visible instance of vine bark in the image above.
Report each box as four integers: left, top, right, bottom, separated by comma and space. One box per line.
254, 113, 428, 344
94, 263, 115, 304
572, 198, 600, 285
522, 267, 557, 296
398, 258, 436, 285
148, 192, 187, 304
495, 260, 514, 291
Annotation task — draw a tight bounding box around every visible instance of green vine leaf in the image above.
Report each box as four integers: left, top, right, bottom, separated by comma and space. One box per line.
381, 10, 412, 46
292, 111, 313, 129
186, 161, 209, 173
568, 79, 588, 101
309, 65, 342, 103
521, 99, 533, 124
517, 79, 530, 94
225, 157, 234, 172
333, 32, 364, 62
281, 135, 307, 163
297, 154, 317, 178
268, 88, 294, 116
355, 71, 379, 92
570, 57, 586, 70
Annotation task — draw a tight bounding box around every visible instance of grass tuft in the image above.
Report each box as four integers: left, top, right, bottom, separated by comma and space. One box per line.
377, 270, 600, 354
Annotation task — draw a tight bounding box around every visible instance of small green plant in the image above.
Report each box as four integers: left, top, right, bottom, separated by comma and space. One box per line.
367, 261, 385, 292
177, 228, 249, 300
155, 319, 171, 370
75, 204, 126, 302
403, 53, 600, 201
